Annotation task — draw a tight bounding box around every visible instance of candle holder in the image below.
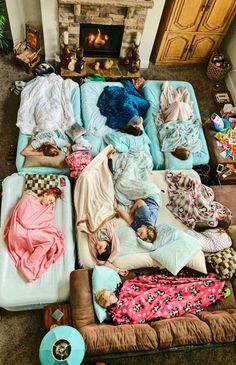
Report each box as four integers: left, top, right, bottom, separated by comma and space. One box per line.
62, 43, 71, 66
129, 43, 141, 73
75, 46, 85, 73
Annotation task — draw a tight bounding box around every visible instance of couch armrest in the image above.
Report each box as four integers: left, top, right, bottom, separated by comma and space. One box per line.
70, 269, 96, 329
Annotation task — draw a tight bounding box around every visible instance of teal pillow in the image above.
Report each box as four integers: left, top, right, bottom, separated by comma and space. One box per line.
104, 131, 151, 153
150, 231, 201, 275
165, 152, 193, 170
92, 265, 121, 323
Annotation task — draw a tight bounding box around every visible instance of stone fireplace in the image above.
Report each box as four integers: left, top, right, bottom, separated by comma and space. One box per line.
58, 0, 154, 59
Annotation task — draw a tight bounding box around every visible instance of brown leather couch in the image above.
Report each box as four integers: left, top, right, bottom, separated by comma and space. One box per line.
70, 233, 236, 362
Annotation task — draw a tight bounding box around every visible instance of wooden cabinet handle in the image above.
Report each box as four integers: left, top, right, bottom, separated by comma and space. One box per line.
200, 0, 207, 12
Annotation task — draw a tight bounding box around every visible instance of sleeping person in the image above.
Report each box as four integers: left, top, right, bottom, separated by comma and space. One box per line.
4, 187, 65, 281
88, 221, 129, 277
115, 198, 159, 243
95, 271, 227, 324
21, 130, 71, 157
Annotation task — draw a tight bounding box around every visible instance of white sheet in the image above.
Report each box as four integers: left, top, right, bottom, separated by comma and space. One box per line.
0, 174, 75, 310
76, 169, 204, 271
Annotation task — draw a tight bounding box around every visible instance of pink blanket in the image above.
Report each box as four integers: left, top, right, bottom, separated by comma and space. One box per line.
4, 192, 64, 281
109, 272, 225, 325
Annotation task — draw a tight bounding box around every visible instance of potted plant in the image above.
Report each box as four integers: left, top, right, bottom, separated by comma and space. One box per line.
0, 0, 11, 53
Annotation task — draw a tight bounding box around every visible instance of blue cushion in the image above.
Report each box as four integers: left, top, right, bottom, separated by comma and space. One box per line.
104, 131, 151, 153
150, 231, 201, 275
92, 266, 121, 323
165, 152, 193, 170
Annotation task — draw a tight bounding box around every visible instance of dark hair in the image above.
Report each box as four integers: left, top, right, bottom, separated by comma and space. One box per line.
97, 243, 111, 261
217, 216, 231, 230
171, 146, 190, 161
119, 125, 143, 136
146, 225, 157, 243
38, 143, 59, 157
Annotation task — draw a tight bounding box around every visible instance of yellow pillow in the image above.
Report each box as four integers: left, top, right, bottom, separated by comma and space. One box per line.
23, 150, 66, 168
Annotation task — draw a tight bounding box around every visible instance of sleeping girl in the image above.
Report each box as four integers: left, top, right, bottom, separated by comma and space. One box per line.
4, 187, 65, 281
95, 272, 227, 324
88, 221, 129, 277
21, 130, 71, 157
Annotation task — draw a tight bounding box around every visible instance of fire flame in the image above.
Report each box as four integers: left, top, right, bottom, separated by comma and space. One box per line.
87, 29, 109, 47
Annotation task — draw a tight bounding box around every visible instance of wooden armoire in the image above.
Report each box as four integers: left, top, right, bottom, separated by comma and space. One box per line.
151, 0, 236, 64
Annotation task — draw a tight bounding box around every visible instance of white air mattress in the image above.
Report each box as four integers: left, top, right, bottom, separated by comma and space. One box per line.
0, 174, 75, 310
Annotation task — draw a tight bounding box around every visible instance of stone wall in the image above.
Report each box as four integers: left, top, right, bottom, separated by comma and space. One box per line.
58, 0, 154, 58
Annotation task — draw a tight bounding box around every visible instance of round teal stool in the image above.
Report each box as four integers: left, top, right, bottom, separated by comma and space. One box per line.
39, 325, 85, 365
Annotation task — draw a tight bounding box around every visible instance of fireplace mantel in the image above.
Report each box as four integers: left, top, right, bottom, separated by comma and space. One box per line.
58, 0, 154, 8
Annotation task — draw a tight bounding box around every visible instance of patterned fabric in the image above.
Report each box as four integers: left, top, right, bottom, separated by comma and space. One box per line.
108, 272, 225, 325
24, 174, 59, 194
165, 171, 232, 228
187, 229, 232, 253
205, 248, 236, 279
65, 151, 93, 179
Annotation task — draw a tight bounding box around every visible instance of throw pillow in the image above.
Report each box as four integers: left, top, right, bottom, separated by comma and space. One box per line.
65, 123, 86, 141
205, 247, 236, 279
23, 150, 66, 169
92, 265, 121, 323
150, 231, 201, 275
165, 152, 193, 170
24, 174, 59, 194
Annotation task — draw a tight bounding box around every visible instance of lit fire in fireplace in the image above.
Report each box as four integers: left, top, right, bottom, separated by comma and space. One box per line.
86, 29, 109, 47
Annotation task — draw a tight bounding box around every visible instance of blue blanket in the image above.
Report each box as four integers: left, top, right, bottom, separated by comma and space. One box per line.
97, 80, 150, 129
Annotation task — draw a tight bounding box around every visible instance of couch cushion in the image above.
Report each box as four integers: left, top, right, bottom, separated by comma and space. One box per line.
80, 323, 158, 355
70, 269, 95, 328
150, 314, 212, 348
197, 310, 236, 343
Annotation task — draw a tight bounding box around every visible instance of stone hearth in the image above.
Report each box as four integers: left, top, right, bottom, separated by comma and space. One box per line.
58, 0, 154, 58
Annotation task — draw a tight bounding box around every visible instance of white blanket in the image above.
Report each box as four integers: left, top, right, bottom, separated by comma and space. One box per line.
16, 74, 77, 134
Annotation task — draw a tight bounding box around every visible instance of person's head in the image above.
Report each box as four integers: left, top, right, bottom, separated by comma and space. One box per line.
216, 211, 231, 230
96, 240, 111, 261
171, 146, 190, 161
119, 124, 143, 136
38, 186, 64, 205
136, 224, 157, 243
38, 143, 59, 157
95, 288, 118, 308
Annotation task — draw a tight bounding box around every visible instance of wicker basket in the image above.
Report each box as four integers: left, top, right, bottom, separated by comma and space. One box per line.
207, 53, 231, 81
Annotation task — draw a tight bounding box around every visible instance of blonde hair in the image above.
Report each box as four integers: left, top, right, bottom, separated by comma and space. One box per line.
95, 288, 109, 308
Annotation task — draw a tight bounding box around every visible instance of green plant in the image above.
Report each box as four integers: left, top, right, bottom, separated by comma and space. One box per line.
0, 2, 10, 53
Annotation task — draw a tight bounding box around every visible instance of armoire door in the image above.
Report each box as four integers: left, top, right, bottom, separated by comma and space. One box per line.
168, 0, 207, 32
198, 0, 236, 33
187, 33, 222, 63
158, 32, 194, 63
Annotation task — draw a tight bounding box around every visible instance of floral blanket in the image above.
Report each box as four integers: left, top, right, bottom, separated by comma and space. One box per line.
108, 272, 225, 325
165, 171, 232, 228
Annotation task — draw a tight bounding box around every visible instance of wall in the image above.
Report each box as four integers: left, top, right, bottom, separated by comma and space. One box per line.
40, 0, 59, 62
139, 0, 166, 68
6, 0, 42, 45
222, 16, 236, 105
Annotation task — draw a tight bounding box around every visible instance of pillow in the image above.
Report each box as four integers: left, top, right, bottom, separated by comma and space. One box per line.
92, 265, 121, 323
186, 250, 207, 274
24, 173, 59, 194
150, 231, 201, 275
24, 150, 67, 168
65, 123, 86, 141
104, 131, 151, 153
205, 248, 236, 279
165, 152, 193, 170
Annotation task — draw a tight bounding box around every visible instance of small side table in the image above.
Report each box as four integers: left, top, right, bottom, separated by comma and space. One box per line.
203, 121, 236, 184
44, 303, 71, 331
